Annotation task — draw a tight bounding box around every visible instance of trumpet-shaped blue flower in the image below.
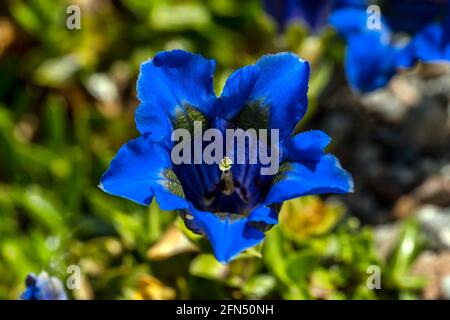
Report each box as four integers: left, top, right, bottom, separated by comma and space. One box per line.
264, 0, 365, 31
100, 50, 353, 263
20, 272, 67, 300
330, 0, 450, 92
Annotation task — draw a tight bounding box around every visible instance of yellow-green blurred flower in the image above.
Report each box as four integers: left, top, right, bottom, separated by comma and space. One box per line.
279, 196, 345, 241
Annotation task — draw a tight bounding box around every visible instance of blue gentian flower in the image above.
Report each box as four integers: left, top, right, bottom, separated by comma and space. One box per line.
20, 272, 68, 300
264, 0, 365, 31
330, 0, 450, 92
100, 50, 353, 263
412, 2, 450, 62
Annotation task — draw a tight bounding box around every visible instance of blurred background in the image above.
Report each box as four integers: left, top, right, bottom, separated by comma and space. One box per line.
0, 0, 449, 300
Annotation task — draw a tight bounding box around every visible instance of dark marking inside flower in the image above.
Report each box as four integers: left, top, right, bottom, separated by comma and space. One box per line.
173, 103, 207, 133
270, 162, 293, 186
234, 100, 269, 130
214, 212, 245, 222
163, 169, 185, 198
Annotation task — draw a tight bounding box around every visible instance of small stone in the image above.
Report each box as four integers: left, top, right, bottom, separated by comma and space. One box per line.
393, 195, 419, 219
442, 275, 450, 300
413, 176, 450, 207
416, 205, 450, 250
411, 251, 450, 300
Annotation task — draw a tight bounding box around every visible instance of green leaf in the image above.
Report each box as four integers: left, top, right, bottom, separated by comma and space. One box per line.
285, 251, 319, 283
387, 219, 426, 290
263, 227, 291, 285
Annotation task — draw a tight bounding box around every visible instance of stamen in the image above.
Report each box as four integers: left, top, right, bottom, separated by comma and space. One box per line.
218, 156, 233, 172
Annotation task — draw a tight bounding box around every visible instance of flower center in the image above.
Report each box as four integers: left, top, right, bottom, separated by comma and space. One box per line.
217, 157, 234, 196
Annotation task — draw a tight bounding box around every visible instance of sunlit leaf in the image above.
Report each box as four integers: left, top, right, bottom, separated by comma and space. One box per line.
189, 254, 229, 281
147, 224, 198, 261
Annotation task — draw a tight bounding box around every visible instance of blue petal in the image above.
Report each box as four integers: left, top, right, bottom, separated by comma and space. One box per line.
264, 0, 364, 31
21, 273, 67, 300
36, 278, 67, 300
248, 205, 278, 225
252, 53, 310, 141
344, 33, 401, 92
20, 287, 36, 300
395, 41, 416, 69
217, 65, 260, 120
100, 134, 189, 210
264, 154, 353, 205
333, 0, 366, 9
413, 21, 450, 63
222, 52, 310, 142
330, 8, 391, 40
285, 130, 331, 163
135, 102, 173, 142
136, 50, 216, 136
186, 205, 265, 264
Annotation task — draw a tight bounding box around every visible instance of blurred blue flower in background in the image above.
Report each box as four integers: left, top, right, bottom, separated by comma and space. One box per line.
20, 272, 67, 300
264, 0, 365, 31
100, 50, 353, 263
330, 0, 450, 92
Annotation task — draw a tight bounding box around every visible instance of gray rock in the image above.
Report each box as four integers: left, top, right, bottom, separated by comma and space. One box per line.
416, 205, 450, 250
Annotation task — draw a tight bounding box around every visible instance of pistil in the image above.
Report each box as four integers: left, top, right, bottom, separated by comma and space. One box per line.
218, 157, 234, 195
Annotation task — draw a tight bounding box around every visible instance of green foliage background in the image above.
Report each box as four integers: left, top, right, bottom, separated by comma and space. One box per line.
0, 0, 424, 299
